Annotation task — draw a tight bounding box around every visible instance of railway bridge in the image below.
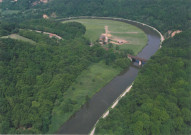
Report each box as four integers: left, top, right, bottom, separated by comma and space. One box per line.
128, 54, 147, 66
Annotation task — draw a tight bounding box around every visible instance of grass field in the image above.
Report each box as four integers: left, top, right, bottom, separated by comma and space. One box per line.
49, 61, 122, 133
64, 19, 147, 55
1, 34, 36, 44
1, 10, 19, 15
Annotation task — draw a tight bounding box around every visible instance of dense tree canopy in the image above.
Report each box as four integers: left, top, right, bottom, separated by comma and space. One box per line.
0, 35, 91, 134
0, 20, 130, 133
0, 0, 190, 134
1, 0, 190, 33
96, 30, 191, 135
0, 0, 41, 10
0, 22, 18, 36
19, 19, 86, 39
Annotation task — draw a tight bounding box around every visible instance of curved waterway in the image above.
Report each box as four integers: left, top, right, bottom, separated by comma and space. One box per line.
56, 17, 161, 134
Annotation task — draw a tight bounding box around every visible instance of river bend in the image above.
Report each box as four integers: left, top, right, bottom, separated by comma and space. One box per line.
57, 17, 161, 134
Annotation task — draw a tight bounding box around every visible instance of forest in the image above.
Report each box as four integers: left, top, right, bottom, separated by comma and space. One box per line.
19, 19, 86, 39
0, 0, 42, 10
1, 0, 190, 33
0, 0, 190, 134
0, 20, 131, 133
96, 30, 191, 135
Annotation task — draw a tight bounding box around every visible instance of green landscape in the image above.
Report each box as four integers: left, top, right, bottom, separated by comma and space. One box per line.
49, 61, 123, 133
0, 18, 132, 134
96, 30, 191, 135
0, 0, 190, 134
65, 19, 147, 55
1, 34, 36, 44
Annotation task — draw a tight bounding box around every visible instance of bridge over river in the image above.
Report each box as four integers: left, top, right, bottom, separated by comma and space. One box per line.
56, 17, 162, 134
128, 54, 147, 65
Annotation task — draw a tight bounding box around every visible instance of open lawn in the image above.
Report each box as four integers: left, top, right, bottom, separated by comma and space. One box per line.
49, 61, 122, 133
1, 34, 36, 44
64, 19, 147, 55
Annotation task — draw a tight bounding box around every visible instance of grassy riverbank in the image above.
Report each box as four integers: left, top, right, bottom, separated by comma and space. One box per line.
95, 31, 191, 135
48, 19, 148, 133
48, 61, 122, 133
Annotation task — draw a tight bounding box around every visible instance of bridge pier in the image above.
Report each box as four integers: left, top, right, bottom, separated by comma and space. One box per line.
128, 54, 147, 66
139, 60, 142, 66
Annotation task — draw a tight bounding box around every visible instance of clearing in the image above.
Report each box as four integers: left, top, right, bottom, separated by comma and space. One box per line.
1, 34, 36, 44
64, 19, 147, 55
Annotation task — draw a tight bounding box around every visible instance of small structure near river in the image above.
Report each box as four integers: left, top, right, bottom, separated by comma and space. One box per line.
99, 26, 128, 45
128, 54, 147, 66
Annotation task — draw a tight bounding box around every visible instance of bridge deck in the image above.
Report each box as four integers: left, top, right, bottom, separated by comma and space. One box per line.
128, 54, 147, 62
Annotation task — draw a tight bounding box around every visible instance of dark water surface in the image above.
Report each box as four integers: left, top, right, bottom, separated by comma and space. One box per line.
57, 18, 161, 134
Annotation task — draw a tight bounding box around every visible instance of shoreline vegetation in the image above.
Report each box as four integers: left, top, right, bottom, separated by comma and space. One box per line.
90, 84, 133, 135
49, 18, 148, 133
0, 18, 148, 134
0, 0, 189, 134
76, 17, 164, 135
95, 30, 191, 135
48, 61, 122, 133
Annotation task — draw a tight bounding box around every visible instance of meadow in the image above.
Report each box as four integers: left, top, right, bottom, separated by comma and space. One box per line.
1, 10, 19, 15
64, 19, 147, 55
49, 61, 121, 133
1, 34, 36, 44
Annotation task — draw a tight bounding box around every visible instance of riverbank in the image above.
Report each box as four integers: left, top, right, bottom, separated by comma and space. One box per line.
49, 61, 123, 133
55, 16, 161, 134
49, 18, 148, 133
95, 30, 190, 135
57, 16, 164, 45
90, 84, 133, 135
88, 17, 164, 135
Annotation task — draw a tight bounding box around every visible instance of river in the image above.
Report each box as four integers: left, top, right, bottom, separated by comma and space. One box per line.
56, 17, 161, 134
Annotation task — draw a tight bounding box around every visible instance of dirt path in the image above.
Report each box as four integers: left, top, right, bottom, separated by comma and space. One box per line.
110, 32, 138, 34
28, 29, 63, 39
105, 26, 108, 36
171, 30, 182, 37
101, 25, 129, 45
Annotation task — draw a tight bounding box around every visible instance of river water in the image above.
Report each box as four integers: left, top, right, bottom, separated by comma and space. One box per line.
56, 18, 161, 134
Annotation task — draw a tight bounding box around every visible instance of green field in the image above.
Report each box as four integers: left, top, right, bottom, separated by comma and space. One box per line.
64, 19, 147, 55
1, 10, 19, 15
49, 61, 122, 133
1, 34, 36, 44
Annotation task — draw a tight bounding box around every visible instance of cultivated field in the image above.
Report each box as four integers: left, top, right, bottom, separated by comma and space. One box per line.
64, 19, 147, 55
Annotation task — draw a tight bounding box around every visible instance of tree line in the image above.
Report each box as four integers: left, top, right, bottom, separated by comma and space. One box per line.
1, 0, 190, 33
0, 20, 131, 134
95, 30, 191, 135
